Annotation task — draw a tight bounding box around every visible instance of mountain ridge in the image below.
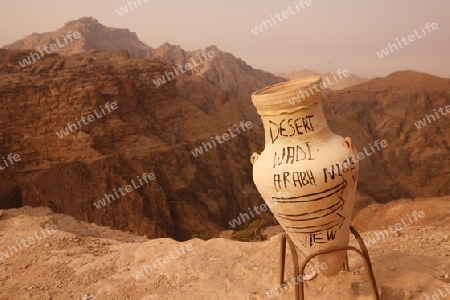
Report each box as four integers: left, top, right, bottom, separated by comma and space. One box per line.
3, 16, 286, 95
0, 17, 448, 241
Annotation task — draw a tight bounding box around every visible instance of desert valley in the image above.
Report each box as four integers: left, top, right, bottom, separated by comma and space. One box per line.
0, 14, 449, 300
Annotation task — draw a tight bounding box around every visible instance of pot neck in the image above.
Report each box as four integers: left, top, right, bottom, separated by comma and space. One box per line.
260, 101, 332, 146
251, 76, 333, 145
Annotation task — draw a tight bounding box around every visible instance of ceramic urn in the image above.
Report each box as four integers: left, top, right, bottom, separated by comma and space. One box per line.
250, 76, 359, 276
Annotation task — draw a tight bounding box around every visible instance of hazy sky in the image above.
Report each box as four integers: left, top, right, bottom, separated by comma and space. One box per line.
1, 0, 449, 77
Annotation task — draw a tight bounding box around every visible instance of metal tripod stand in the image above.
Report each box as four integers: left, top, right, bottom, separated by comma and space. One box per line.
278, 225, 380, 300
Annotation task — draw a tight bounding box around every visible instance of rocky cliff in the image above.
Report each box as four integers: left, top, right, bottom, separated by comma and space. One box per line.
322, 71, 450, 202
1, 46, 449, 241
1, 19, 449, 241
0, 48, 269, 240
3, 17, 285, 95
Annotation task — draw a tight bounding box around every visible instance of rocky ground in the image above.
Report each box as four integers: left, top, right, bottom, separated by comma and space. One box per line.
0, 198, 449, 300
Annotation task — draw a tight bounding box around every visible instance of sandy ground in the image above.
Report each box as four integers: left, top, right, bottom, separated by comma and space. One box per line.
0, 206, 449, 300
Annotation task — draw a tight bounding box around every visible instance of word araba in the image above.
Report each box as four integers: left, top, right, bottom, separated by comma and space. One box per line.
289, 69, 350, 106
153, 49, 215, 87
19, 31, 81, 68
324, 140, 388, 183
56, 102, 118, 138
414, 105, 450, 129
377, 22, 439, 58
265, 262, 328, 298
0, 225, 58, 262
93, 172, 156, 209
0, 153, 21, 171
131, 243, 193, 280
364, 210, 425, 247
228, 192, 290, 228
191, 121, 253, 157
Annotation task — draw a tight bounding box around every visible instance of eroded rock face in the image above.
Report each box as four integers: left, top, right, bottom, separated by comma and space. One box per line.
0, 46, 448, 241
322, 71, 450, 202
0, 48, 270, 240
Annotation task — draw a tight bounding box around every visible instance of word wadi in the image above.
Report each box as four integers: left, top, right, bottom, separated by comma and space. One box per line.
272, 142, 315, 168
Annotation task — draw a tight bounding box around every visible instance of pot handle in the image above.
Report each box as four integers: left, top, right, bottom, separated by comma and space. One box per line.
250, 152, 260, 165
342, 137, 358, 156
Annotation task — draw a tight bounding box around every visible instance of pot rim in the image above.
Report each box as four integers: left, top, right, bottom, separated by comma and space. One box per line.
252, 76, 321, 97
251, 76, 323, 116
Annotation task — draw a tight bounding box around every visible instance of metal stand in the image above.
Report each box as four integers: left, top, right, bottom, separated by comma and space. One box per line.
279, 225, 380, 300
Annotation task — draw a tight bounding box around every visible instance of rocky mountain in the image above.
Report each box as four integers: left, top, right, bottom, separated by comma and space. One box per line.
0, 45, 448, 242
3, 17, 285, 95
275, 69, 369, 90
1, 17, 449, 241
3, 17, 150, 57
0, 47, 268, 240
322, 70, 450, 202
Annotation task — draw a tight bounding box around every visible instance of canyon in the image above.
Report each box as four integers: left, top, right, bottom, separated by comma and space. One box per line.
0, 17, 449, 243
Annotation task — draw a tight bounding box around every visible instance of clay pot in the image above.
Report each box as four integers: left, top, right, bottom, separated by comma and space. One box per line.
250, 77, 359, 276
